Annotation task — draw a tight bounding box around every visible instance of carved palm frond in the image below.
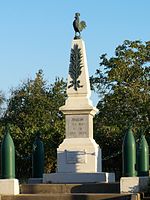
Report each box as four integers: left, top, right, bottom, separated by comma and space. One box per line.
68, 44, 83, 91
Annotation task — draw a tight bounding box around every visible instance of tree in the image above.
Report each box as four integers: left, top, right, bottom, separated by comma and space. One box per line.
0, 91, 5, 117
91, 40, 150, 175
0, 91, 5, 143
1, 70, 67, 178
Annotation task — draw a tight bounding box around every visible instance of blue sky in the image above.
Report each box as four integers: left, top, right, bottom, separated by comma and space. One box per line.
0, 0, 150, 105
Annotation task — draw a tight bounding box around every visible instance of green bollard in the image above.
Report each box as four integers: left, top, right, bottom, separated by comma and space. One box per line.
122, 127, 136, 177
137, 134, 149, 176
1, 125, 15, 178
32, 133, 44, 178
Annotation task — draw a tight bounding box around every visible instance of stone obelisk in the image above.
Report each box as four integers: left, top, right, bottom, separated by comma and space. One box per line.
57, 38, 102, 174
43, 13, 115, 183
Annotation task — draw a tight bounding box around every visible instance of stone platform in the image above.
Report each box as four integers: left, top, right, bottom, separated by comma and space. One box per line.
21, 183, 120, 193
0, 183, 138, 200
43, 172, 115, 183
0, 193, 134, 200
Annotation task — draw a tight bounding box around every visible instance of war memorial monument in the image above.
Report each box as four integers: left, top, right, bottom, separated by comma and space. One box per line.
0, 13, 149, 199
43, 13, 115, 183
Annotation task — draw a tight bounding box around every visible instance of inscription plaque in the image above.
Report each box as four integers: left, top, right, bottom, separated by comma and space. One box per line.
66, 150, 86, 164
66, 115, 88, 138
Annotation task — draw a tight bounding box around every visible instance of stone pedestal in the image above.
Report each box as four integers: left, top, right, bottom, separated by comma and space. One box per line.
43, 39, 115, 183
120, 177, 149, 193
0, 179, 19, 195
57, 138, 101, 173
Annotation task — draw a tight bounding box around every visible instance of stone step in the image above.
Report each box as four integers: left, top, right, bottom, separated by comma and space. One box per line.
140, 193, 150, 200
1, 193, 132, 200
139, 192, 150, 200
20, 183, 120, 194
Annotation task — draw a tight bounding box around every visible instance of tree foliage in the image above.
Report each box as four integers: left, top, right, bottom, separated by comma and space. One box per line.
0, 91, 5, 144
0, 91, 5, 117
1, 70, 67, 178
91, 40, 150, 174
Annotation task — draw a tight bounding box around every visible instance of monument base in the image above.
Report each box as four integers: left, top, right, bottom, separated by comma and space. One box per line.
57, 138, 102, 173
0, 179, 19, 195
43, 172, 115, 183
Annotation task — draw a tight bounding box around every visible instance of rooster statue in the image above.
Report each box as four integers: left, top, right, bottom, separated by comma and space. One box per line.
73, 13, 86, 39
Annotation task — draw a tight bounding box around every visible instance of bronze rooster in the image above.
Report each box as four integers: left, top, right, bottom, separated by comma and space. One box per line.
73, 13, 86, 39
